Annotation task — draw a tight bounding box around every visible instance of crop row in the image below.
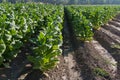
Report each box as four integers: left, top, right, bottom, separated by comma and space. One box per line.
65, 6, 120, 41
1, 4, 120, 72
0, 3, 64, 71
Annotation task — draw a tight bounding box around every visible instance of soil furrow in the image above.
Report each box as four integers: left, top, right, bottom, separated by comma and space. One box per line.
98, 28, 120, 44
112, 18, 120, 23
102, 24, 120, 36
108, 20, 120, 28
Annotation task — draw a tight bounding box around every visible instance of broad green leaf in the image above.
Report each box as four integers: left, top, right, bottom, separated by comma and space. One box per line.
4, 34, 12, 41
0, 39, 6, 55
38, 32, 45, 40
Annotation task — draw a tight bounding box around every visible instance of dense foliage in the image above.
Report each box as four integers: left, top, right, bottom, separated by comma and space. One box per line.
0, 3, 63, 71
65, 6, 120, 41
0, 3, 120, 72
1, 0, 120, 4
